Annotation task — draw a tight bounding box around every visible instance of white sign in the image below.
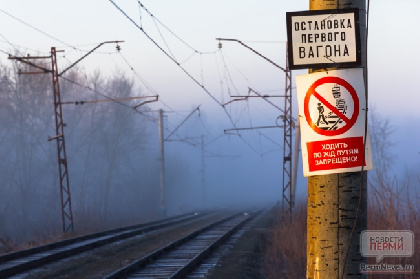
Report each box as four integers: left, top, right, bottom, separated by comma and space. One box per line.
296, 68, 373, 176
286, 9, 360, 69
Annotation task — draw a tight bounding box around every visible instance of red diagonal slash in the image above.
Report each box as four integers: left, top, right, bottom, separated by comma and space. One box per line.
312, 89, 350, 123
304, 76, 359, 136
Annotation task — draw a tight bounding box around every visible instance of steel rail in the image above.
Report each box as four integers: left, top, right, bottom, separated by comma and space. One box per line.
105, 210, 261, 279
0, 212, 207, 278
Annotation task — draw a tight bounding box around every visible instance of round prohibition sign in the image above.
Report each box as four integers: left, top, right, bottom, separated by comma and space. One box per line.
304, 76, 359, 136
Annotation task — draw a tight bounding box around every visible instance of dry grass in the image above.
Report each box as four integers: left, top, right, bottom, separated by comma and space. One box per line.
367, 174, 420, 278
262, 178, 419, 278
262, 204, 307, 278
0, 231, 77, 256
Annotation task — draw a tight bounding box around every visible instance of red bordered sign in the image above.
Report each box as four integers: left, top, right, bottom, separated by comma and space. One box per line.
304, 76, 359, 136
296, 68, 373, 177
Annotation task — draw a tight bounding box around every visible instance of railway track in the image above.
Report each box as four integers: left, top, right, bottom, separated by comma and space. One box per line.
105, 209, 262, 279
0, 211, 209, 278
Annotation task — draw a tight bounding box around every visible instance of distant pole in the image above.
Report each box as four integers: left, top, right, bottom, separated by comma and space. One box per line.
306, 1, 367, 278
291, 116, 300, 209
201, 135, 206, 208
158, 109, 166, 217
282, 44, 293, 217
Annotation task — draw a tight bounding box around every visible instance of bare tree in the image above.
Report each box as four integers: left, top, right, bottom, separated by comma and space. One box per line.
0, 59, 59, 243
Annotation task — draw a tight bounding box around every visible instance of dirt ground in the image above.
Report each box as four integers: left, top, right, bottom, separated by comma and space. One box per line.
206, 209, 275, 279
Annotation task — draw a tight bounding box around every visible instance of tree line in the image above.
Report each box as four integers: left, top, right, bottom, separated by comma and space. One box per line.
0, 60, 164, 245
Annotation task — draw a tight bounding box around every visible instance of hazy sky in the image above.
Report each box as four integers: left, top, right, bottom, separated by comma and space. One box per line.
1, 1, 418, 116
0, 0, 418, 201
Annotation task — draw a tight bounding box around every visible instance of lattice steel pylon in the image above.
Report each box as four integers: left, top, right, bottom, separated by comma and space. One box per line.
51, 47, 74, 233
9, 42, 123, 233
8, 48, 74, 233
282, 46, 293, 216
215, 38, 294, 215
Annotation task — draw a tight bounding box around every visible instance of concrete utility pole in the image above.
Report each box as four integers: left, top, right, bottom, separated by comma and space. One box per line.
306, 1, 367, 278
158, 109, 166, 217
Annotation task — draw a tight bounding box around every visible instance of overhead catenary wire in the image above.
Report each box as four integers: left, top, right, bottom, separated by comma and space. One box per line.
151, 15, 176, 60
60, 95, 157, 106
0, 6, 212, 155
217, 38, 287, 73
218, 50, 285, 153
258, 131, 282, 148
117, 50, 181, 115
0, 8, 122, 60
0, 37, 49, 57
108, 0, 221, 105
0, 47, 11, 56
6, 43, 206, 152
60, 76, 157, 122
248, 88, 285, 114
224, 125, 283, 134
217, 46, 290, 146
0, 32, 26, 57
61, 76, 203, 148
137, 1, 282, 155
137, 0, 217, 69
165, 105, 200, 141
59, 41, 124, 77
219, 50, 242, 96
0, 8, 76, 51
137, 0, 217, 55
0, 1, 260, 157
108, 0, 261, 155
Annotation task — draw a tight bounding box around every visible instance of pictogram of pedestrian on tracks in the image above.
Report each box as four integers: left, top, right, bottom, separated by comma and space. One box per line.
317, 102, 328, 126
327, 84, 347, 129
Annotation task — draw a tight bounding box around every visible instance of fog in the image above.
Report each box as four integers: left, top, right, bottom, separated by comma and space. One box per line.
0, 61, 289, 245
0, 53, 418, 249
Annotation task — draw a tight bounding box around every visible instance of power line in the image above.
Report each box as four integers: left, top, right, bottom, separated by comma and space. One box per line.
6, 41, 207, 155
258, 131, 282, 148
224, 125, 283, 133
61, 78, 202, 148
60, 95, 157, 106
59, 41, 123, 77
218, 50, 242, 96
137, 1, 217, 55
0, 47, 11, 56
165, 105, 200, 141
117, 51, 180, 114
217, 38, 287, 72
108, 0, 221, 105
0, 8, 76, 50
248, 87, 285, 114
108, 0, 260, 155
0, 32, 25, 57
241, 40, 288, 44
0, 9, 121, 59
0, 37, 49, 57
59, 76, 157, 122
